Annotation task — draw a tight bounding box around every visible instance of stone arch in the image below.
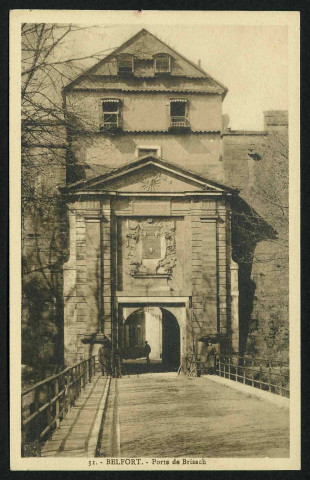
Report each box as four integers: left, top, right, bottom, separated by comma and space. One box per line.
121, 305, 181, 370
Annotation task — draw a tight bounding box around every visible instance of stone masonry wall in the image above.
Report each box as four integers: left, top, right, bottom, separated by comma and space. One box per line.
222, 111, 289, 360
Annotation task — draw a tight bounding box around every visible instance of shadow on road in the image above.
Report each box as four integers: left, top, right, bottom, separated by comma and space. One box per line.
121, 360, 179, 376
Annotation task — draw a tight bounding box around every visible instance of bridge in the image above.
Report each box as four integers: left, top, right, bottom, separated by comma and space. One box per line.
21, 355, 290, 458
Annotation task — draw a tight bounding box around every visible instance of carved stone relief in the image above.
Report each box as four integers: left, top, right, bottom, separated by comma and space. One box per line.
125, 218, 176, 276
141, 173, 172, 192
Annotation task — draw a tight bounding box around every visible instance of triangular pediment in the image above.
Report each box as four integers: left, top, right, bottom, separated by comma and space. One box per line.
65, 29, 227, 94
62, 156, 237, 196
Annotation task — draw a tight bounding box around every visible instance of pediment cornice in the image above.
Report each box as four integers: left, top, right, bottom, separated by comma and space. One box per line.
60, 155, 238, 197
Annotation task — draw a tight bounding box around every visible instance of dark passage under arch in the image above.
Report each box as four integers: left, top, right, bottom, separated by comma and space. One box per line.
161, 308, 180, 370
121, 306, 181, 373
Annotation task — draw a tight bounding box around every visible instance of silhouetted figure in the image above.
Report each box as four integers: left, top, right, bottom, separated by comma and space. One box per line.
205, 342, 217, 374
98, 341, 112, 376
144, 340, 151, 370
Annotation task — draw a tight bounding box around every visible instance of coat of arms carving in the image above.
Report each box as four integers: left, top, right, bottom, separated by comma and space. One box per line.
125, 218, 176, 276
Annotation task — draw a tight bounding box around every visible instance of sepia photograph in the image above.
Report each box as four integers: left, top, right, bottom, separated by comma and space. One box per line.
10, 10, 300, 471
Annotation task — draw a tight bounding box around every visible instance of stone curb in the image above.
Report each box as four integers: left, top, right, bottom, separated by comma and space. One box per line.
87, 376, 111, 457
205, 374, 290, 410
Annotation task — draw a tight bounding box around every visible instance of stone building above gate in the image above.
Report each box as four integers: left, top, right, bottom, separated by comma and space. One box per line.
58, 28, 288, 366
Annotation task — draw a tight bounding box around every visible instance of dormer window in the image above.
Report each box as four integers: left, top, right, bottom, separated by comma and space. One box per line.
100, 99, 122, 132
117, 54, 134, 74
169, 99, 190, 132
154, 54, 171, 74
135, 145, 162, 158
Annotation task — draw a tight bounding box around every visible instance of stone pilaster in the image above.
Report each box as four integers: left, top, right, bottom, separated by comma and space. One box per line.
63, 207, 78, 365
85, 213, 102, 338
217, 202, 228, 335
201, 214, 218, 335
101, 198, 112, 339
230, 258, 239, 353
190, 200, 203, 339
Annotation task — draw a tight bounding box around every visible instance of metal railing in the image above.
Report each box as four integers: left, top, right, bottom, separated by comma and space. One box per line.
21, 356, 97, 455
215, 354, 289, 398
170, 116, 190, 128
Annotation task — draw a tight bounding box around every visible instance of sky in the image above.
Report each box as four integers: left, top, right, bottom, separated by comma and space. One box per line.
64, 23, 288, 131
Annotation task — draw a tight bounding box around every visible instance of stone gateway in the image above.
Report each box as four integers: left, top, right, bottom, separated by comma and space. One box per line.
26, 28, 287, 369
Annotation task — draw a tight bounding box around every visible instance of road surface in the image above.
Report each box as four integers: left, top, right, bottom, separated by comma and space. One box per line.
103, 372, 289, 458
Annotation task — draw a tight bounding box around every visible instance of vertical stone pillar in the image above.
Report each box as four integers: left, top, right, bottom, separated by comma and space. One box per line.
85, 214, 102, 342
63, 207, 78, 365
101, 199, 112, 339
75, 208, 87, 360
201, 215, 218, 334
217, 202, 228, 335
230, 258, 239, 353
190, 200, 203, 342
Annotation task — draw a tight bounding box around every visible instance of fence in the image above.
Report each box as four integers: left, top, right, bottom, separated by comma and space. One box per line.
215, 354, 289, 398
21, 356, 97, 455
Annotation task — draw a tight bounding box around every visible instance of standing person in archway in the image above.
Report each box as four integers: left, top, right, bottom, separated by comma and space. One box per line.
98, 340, 112, 376
144, 340, 151, 371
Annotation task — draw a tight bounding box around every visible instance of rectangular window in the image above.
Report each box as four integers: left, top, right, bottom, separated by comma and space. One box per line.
101, 99, 122, 130
169, 99, 189, 129
118, 56, 134, 74
155, 55, 171, 73
170, 101, 186, 117
135, 146, 161, 158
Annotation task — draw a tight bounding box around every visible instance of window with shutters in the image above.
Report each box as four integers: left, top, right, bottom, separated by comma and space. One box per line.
100, 99, 122, 132
154, 54, 171, 74
169, 99, 190, 131
117, 54, 134, 74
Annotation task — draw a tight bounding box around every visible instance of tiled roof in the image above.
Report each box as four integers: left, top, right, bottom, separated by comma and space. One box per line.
71, 87, 224, 94
223, 130, 267, 136
64, 29, 228, 97
119, 130, 221, 134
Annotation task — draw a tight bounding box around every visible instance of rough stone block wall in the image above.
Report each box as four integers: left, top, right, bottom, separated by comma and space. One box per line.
222, 112, 288, 360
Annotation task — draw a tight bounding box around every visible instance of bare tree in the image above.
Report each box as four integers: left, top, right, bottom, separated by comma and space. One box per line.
21, 23, 113, 381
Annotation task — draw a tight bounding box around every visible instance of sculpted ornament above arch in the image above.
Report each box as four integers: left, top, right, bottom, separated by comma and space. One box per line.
125, 217, 176, 277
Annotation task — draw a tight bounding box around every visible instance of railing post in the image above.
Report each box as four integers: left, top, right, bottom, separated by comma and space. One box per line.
228, 355, 231, 380
83, 361, 86, 388
21, 398, 26, 456
78, 364, 81, 396
55, 378, 60, 429
67, 372, 72, 412
75, 366, 78, 398
268, 361, 272, 392
21, 356, 97, 454
34, 388, 41, 444
279, 363, 283, 396
89, 358, 92, 382
46, 383, 53, 439
259, 361, 263, 389
243, 357, 246, 384
251, 359, 254, 387
73, 367, 77, 405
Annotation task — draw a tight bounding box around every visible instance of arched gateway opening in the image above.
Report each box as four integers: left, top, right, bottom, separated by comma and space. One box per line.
122, 307, 181, 372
